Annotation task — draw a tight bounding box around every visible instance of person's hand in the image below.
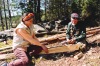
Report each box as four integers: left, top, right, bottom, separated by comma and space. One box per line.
66, 39, 76, 44
41, 44, 49, 53
60, 40, 67, 45
70, 39, 76, 44
66, 39, 71, 44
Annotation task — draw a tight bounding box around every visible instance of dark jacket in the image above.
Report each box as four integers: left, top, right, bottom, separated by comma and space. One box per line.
66, 21, 86, 42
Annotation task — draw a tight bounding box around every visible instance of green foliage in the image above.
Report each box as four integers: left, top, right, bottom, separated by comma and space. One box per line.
21, 0, 99, 26
12, 15, 21, 27
41, 15, 45, 21
59, 0, 100, 26
1, 0, 99, 28
12, 15, 21, 21
47, 0, 68, 20
19, 0, 34, 13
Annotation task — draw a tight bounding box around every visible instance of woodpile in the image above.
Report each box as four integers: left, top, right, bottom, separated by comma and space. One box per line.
0, 27, 100, 60
39, 27, 100, 44
87, 33, 100, 43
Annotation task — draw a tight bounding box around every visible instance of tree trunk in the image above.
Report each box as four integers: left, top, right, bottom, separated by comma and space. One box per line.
0, 8, 4, 30
45, 0, 47, 21
7, 0, 12, 29
7, 0, 12, 28
3, 0, 8, 29
34, 0, 37, 23
37, 0, 41, 22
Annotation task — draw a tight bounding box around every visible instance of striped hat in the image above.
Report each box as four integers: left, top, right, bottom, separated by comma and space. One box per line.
71, 13, 79, 18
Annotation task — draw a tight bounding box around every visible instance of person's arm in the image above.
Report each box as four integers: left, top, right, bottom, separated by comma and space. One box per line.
75, 26, 86, 41
32, 33, 49, 53
32, 33, 40, 42
66, 22, 71, 40
16, 28, 48, 53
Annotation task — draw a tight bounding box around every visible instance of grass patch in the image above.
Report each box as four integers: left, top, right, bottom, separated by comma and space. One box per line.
0, 39, 12, 48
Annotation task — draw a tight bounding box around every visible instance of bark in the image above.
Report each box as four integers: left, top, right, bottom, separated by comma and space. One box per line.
0, 8, 4, 30
7, 0, 12, 28
37, 0, 41, 21
3, 0, 8, 29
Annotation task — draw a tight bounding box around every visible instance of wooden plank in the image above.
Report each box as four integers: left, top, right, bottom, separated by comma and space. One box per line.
0, 43, 85, 60
0, 47, 12, 51
40, 43, 86, 54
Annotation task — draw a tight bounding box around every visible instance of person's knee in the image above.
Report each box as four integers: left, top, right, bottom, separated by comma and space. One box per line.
36, 46, 43, 53
22, 57, 29, 64
8, 58, 29, 66
32, 46, 42, 55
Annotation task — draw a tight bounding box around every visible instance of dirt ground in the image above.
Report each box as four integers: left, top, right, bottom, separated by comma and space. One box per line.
35, 44, 100, 66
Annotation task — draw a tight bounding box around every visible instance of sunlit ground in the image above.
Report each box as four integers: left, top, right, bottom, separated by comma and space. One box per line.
0, 39, 12, 48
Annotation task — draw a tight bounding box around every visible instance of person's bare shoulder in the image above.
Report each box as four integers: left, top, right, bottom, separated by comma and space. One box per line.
16, 28, 29, 36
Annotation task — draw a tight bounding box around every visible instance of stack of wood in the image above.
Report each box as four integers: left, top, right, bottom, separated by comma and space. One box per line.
39, 27, 100, 45
40, 27, 100, 54
86, 27, 100, 43
0, 27, 100, 60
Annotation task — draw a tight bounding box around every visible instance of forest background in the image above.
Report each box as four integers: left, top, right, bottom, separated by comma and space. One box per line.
0, 0, 100, 31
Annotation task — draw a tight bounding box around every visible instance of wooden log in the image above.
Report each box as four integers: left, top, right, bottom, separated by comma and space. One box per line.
40, 33, 99, 45
86, 33, 100, 43
74, 52, 83, 60
0, 49, 13, 54
86, 29, 100, 34
39, 29, 100, 43
86, 26, 100, 31
95, 39, 100, 44
86, 33, 95, 38
39, 33, 66, 42
36, 31, 65, 37
36, 26, 100, 37
0, 53, 15, 60
0, 47, 12, 51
